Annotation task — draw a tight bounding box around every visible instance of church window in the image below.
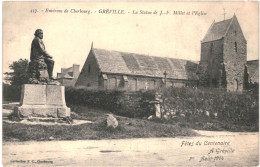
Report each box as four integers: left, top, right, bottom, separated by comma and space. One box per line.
235, 79, 239, 91
234, 31, 237, 36
234, 42, 237, 52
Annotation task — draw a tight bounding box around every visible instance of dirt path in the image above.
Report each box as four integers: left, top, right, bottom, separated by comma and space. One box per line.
2, 131, 258, 167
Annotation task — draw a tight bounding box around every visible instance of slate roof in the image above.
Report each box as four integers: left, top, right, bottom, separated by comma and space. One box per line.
202, 18, 233, 43
247, 60, 259, 83
92, 48, 199, 80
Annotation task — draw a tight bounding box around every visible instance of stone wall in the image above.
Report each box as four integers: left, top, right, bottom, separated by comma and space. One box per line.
198, 39, 224, 88
77, 62, 195, 91
126, 76, 162, 91
102, 74, 195, 91
223, 17, 247, 92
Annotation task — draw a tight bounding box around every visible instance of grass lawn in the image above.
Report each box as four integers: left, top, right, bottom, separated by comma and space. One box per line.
150, 115, 259, 132
3, 105, 198, 142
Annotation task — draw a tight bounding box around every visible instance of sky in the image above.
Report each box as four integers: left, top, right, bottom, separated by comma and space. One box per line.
2, 1, 259, 76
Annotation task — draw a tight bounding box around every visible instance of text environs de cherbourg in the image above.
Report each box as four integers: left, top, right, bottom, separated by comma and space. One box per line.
45, 8, 125, 14
44, 8, 207, 16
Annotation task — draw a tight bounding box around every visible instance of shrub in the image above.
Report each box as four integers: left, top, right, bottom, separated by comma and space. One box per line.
160, 87, 259, 128
3, 83, 21, 101
65, 87, 156, 118
65, 86, 258, 130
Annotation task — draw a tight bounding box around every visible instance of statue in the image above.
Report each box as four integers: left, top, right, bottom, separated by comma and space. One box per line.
12, 29, 70, 121
28, 29, 56, 84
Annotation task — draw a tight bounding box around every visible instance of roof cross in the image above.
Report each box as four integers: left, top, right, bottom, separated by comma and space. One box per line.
223, 8, 226, 20
163, 71, 168, 78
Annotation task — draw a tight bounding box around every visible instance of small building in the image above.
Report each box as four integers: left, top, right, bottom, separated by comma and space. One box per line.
56, 64, 80, 87
75, 47, 199, 91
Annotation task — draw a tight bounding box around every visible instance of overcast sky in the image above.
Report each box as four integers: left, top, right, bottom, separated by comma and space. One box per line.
2, 1, 259, 76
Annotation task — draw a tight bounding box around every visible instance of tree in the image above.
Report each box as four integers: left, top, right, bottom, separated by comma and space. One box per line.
4, 58, 29, 85
3, 59, 29, 101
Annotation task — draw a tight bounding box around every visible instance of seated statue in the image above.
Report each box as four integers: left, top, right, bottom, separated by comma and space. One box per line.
28, 29, 56, 84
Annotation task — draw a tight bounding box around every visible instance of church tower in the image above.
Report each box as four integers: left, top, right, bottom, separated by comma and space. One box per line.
197, 14, 247, 91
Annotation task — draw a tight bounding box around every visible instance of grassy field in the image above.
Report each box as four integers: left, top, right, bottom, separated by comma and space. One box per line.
3, 106, 198, 142
150, 114, 258, 132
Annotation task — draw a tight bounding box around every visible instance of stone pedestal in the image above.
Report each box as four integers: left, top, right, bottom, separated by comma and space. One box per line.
14, 84, 70, 118
150, 100, 161, 118
154, 103, 161, 118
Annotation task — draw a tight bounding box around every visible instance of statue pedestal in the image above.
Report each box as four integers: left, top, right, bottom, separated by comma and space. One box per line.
14, 84, 70, 118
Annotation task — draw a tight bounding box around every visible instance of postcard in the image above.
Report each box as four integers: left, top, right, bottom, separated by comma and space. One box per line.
2, 1, 259, 167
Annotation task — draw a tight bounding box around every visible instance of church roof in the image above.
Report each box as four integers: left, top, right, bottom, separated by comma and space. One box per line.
92, 48, 199, 80
247, 60, 259, 83
202, 17, 233, 43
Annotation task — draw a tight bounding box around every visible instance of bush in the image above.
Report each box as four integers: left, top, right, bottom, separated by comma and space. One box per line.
65, 86, 258, 131
65, 87, 156, 118
160, 87, 259, 128
3, 83, 21, 101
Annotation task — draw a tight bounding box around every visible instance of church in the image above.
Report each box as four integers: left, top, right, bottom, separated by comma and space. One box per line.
75, 14, 258, 92
75, 47, 198, 91
197, 14, 248, 91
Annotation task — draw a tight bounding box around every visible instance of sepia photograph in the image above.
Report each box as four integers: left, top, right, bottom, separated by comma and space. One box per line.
2, 1, 259, 167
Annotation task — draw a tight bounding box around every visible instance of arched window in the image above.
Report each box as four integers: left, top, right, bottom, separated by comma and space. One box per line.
234, 42, 237, 52
235, 79, 239, 91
